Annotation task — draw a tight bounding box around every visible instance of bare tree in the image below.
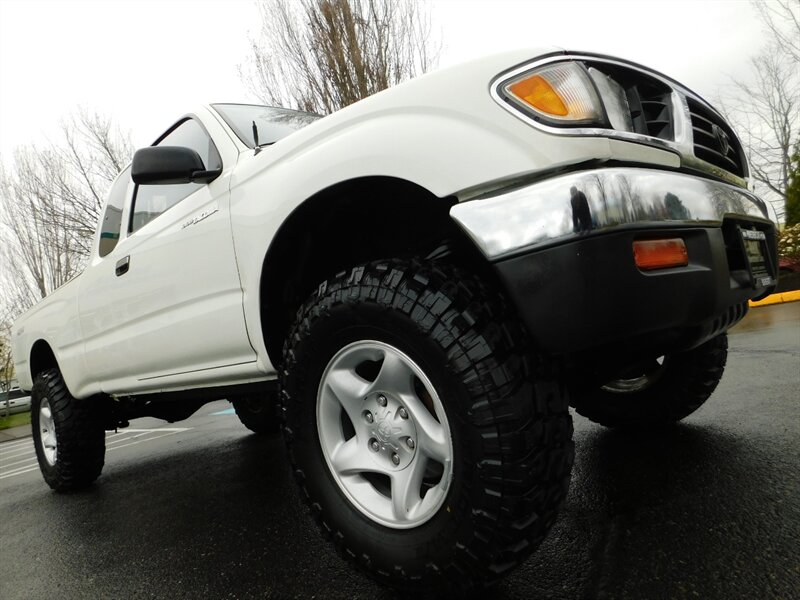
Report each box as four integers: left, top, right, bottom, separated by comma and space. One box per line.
754, 0, 800, 63
54, 108, 134, 256
724, 49, 798, 216
0, 317, 13, 418
0, 108, 132, 318
719, 1, 799, 222
0, 147, 82, 302
241, 0, 439, 114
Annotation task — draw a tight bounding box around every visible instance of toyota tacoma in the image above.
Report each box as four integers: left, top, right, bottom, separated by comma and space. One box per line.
11, 49, 778, 591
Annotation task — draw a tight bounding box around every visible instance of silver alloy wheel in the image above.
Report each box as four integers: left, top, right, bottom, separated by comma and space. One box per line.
39, 397, 57, 466
601, 355, 667, 393
317, 340, 454, 529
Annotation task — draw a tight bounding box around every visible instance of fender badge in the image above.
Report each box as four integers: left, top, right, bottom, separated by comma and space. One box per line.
181, 206, 219, 229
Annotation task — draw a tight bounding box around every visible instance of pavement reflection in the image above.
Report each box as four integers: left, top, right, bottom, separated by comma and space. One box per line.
731, 300, 800, 333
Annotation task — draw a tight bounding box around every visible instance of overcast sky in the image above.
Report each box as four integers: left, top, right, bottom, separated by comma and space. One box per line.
0, 0, 766, 157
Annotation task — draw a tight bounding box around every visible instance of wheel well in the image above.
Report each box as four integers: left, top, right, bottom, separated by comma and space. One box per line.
30, 340, 58, 379
259, 176, 486, 366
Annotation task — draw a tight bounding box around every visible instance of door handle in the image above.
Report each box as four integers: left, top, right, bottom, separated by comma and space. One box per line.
115, 256, 130, 276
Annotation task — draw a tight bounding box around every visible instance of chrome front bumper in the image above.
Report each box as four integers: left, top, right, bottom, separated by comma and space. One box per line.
450, 168, 772, 260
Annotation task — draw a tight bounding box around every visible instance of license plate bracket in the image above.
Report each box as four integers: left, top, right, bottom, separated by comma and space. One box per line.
739, 227, 774, 289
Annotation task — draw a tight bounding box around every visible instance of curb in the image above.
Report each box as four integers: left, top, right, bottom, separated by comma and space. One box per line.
0, 424, 32, 444
749, 290, 800, 307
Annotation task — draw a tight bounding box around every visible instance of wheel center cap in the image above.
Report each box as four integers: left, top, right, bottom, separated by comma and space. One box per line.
364, 395, 418, 469
376, 419, 393, 442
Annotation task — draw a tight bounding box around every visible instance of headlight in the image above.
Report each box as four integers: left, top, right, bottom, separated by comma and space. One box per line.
503, 62, 605, 126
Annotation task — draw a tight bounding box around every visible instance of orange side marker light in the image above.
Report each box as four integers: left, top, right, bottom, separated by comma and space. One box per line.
633, 238, 688, 270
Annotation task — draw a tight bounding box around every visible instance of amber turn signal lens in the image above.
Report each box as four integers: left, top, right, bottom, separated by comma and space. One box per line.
508, 75, 569, 116
503, 62, 603, 122
633, 239, 688, 270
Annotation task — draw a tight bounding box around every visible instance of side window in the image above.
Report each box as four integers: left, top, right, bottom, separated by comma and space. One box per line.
130, 119, 222, 233
98, 165, 131, 257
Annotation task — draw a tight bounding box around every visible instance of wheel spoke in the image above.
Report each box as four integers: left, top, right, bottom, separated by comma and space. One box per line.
329, 437, 379, 475
390, 456, 428, 521
37, 398, 59, 467
402, 393, 449, 463
367, 351, 416, 398
323, 367, 370, 427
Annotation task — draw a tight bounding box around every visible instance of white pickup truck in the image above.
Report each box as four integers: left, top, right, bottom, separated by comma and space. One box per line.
11, 49, 777, 592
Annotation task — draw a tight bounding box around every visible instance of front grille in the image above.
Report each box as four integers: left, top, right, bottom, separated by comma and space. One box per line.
582, 59, 748, 182
637, 85, 673, 140
686, 98, 746, 177
588, 62, 675, 141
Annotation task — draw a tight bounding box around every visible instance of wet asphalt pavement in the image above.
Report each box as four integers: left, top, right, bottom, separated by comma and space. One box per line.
1, 302, 798, 600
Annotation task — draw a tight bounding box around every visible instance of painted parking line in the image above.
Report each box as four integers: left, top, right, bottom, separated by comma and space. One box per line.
104, 428, 190, 446
0, 438, 35, 451
105, 429, 189, 452
0, 444, 36, 461
117, 428, 191, 433
0, 427, 191, 481
0, 439, 33, 451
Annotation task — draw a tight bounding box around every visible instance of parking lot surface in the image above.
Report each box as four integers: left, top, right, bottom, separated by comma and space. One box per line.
1, 302, 798, 599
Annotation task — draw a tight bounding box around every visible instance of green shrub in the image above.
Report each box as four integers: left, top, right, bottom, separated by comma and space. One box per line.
778, 223, 800, 259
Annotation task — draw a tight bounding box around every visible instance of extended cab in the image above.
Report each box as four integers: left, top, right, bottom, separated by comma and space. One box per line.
11, 49, 777, 592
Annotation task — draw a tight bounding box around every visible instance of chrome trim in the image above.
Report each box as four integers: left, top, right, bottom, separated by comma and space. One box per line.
450, 168, 770, 260
491, 54, 748, 187
672, 91, 694, 157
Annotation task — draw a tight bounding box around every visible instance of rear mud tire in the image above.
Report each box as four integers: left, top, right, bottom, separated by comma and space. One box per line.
232, 393, 281, 434
31, 369, 105, 491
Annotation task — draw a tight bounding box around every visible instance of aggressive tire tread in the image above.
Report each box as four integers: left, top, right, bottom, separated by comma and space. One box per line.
31, 368, 105, 491
573, 333, 729, 428
280, 260, 574, 590
232, 394, 281, 434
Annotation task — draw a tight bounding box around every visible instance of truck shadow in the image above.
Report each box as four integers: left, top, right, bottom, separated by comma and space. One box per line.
498, 419, 793, 599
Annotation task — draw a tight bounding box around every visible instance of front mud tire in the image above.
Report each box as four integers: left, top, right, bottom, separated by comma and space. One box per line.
280, 260, 574, 592
31, 369, 105, 491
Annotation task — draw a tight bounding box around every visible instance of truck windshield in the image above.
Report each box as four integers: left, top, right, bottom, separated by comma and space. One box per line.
211, 103, 320, 148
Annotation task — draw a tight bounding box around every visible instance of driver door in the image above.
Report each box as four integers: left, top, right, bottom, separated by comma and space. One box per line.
78, 117, 257, 394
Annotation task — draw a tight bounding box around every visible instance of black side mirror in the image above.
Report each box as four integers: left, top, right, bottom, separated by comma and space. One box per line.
131, 146, 221, 185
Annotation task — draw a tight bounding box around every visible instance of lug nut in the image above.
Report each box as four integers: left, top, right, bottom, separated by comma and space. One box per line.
369, 438, 380, 452
398, 407, 408, 419
377, 394, 387, 407
406, 437, 415, 450
391, 453, 400, 466
364, 411, 374, 423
